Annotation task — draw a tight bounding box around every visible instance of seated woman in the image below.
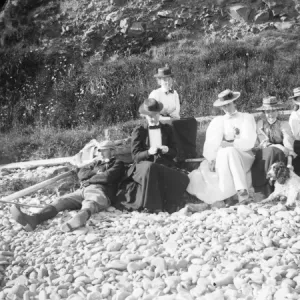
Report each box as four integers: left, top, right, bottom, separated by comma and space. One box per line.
120, 98, 190, 213
149, 65, 197, 161
289, 87, 300, 176
187, 89, 257, 204
252, 96, 295, 197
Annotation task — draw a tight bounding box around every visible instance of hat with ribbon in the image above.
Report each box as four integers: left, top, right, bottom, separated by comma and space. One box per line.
256, 96, 286, 111
154, 65, 174, 78
289, 87, 300, 105
139, 98, 163, 116
213, 89, 241, 107
97, 140, 116, 150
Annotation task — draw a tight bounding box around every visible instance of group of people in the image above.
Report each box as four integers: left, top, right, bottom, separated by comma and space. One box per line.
9, 65, 300, 232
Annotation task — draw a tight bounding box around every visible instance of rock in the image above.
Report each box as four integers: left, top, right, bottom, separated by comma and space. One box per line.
85, 234, 98, 244
107, 242, 122, 252
120, 18, 130, 34
274, 21, 295, 30
254, 11, 270, 23
127, 22, 145, 37
87, 291, 102, 300
110, 0, 127, 6
229, 5, 252, 22
106, 260, 127, 271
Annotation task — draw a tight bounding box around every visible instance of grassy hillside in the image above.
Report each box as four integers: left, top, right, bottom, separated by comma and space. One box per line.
1, 29, 300, 163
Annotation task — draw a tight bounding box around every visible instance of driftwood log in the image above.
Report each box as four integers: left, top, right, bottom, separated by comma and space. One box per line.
0, 170, 74, 207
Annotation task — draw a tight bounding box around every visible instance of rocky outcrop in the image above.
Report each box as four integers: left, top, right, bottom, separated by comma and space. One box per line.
0, 0, 299, 58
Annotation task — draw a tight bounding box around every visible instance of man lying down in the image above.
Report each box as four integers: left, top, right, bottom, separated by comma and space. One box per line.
10, 140, 124, 232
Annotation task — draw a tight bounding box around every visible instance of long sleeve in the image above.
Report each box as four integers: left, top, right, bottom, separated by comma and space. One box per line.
233, 113, 257, 151
281, 121, 295, 152
289, 112, 300, 140
88, 160, 125, 184
203, 116, 224, 161
77, 162, 97, 181
131, 126, 150, 163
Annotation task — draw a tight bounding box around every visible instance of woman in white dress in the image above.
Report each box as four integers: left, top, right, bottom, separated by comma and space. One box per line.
289, 87, 300, 176
187, 89, 257, 204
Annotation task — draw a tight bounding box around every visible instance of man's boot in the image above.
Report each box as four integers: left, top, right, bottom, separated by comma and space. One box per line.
60, 209, 91, 232
10, 205, 58, 231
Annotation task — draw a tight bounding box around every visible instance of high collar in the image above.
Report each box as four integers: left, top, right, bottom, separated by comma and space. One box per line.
266, 118, 278, 125
224, 110, 238, 119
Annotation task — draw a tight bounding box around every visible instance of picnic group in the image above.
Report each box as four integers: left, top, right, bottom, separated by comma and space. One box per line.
9, 65, 300, 232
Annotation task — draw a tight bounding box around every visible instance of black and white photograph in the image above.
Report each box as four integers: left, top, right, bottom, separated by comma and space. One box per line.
1, 0, 300, 299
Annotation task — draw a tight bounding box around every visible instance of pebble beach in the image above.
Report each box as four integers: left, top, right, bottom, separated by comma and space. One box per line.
1, 166, 300, 300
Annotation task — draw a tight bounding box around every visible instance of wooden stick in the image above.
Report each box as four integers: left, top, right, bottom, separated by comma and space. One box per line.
0, 170, 74, 203
0, 200, 45, 208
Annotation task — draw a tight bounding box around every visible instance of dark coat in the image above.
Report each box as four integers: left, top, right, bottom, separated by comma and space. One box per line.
128, 123, 177, 176
77, 158, 124, 203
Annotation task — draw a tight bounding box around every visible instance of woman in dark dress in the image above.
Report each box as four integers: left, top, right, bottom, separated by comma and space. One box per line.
122, 98, 190, 213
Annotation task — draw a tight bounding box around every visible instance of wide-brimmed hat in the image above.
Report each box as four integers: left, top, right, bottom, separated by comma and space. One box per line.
256, 96, 286, 111
289, 87, 300, 105
139, 98, 163, 116
213, 89, 241, 107
154, 65, 174, 78
97, 140, 116, 150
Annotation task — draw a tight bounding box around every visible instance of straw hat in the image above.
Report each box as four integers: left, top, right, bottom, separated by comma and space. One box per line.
154, 65, 174, 78
97, 140, 116, 150
213, 89, 241, 107
289, 87, 300, 105
256, 96, 286, 111
139, 98, 163, 116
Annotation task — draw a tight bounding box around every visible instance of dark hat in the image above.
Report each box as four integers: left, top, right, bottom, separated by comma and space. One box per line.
213, 89, 241, 107
256, 96, 286, 111
154, 65, 174, 78
139, 98, 163, 116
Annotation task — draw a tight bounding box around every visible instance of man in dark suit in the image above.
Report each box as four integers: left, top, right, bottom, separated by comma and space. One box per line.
125, 98, 190, 213
10, 141, 124, 232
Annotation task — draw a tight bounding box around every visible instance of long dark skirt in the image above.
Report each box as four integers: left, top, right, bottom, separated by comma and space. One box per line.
293, 140, 300, 176
292, 156, 300, 176
251, 147, 286, 197
161, 118, 198, 161
122, 161, 189, 213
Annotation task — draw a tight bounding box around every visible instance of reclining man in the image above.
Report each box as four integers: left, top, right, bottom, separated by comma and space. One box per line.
10, 140, 124, 232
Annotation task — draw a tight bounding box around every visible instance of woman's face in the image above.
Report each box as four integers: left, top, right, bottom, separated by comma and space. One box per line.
221, 102, 236, 114
159, 77, 173, 90
265, 110, 278, 124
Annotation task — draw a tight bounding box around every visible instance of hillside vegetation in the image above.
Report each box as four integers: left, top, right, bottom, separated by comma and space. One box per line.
1, 0, 300, 162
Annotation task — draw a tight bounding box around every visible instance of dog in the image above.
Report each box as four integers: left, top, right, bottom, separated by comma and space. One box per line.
261, 162, 300, 206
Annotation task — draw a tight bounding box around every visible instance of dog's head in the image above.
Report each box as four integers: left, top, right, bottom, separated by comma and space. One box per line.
267, 162, 290, 184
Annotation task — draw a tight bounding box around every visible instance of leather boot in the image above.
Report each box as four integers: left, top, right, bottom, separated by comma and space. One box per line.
60, 209, 90, 232
10, 205, 58, 231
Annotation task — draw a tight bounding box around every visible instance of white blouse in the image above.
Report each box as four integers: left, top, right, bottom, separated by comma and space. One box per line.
149, 88, 180, 120
289, 110, 300, 140
203, 112, 257, 161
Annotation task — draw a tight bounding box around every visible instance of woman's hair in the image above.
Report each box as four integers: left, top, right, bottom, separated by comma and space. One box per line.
294, 104, 300, 111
